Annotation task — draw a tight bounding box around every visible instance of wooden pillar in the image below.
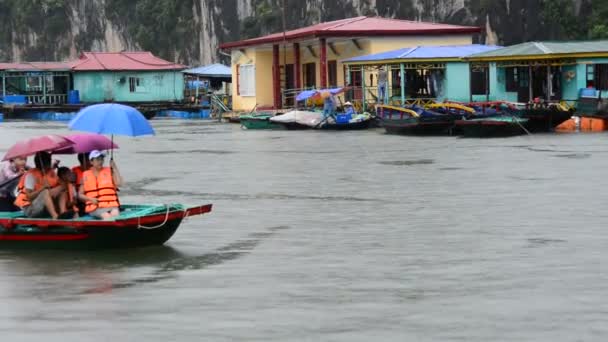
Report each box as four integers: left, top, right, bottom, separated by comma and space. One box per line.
485, 64, 490, 102
361, 66, 366, 111
400, 63, 405, 106
320, 38, 327, 88
294, 43, 301, 89
469, 64, 473, 102
272, 44, 281, 109
528, 66, 533, 103
42, 74, 47, 104
546, 65, 552, 101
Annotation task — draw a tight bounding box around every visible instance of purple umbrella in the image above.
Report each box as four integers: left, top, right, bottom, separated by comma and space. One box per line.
54, 133, 119, 155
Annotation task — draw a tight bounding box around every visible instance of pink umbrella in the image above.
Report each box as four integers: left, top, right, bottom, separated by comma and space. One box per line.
54, 133, 119, 155
2, 134, 75, 161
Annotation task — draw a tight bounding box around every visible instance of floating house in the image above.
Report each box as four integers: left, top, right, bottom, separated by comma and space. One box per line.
342, 44, 502, 108
72, 52, 186, 103
219, 16, 482, 111
466, 40, 608, 107
0, 62, 73, 105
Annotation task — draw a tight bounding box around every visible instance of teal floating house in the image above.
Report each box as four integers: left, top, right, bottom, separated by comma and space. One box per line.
0, 62, 73, 104
72, 52, 186, 103
342, 44, 502, 107
466, 41, 608, 105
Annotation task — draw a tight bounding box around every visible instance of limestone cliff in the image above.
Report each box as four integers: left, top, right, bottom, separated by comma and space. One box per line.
0, 0, 601, 65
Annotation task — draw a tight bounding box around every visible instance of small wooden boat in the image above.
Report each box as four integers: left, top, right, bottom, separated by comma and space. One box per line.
240, 114, 281, 130
319, 117, 373, 130
0, 204, 212, 250
455, 116, 529, 138
378, 105, 457, 135
460, 101, 573, 132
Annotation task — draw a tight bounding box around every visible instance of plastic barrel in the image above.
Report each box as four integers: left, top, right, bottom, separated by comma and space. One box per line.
67, 90, 80, 104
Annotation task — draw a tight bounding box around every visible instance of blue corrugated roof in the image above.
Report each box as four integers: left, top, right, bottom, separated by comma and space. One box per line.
183, 63, 232, 78
343, 44, 502, 63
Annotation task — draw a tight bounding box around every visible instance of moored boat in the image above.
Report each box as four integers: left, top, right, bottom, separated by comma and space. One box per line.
240, 113, 281, 130
455, 116, 529, 138
459, 101, 573, 132
0, 204, 212, 249
378, 105, 458, 136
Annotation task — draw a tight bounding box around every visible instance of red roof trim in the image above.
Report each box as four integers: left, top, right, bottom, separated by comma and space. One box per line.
220, 16, 481, 50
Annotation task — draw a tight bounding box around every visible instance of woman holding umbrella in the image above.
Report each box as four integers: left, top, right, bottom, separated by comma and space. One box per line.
80, 150, 123, 220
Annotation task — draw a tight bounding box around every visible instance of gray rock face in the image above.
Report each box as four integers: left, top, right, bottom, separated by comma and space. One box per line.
0, 0, 590, 65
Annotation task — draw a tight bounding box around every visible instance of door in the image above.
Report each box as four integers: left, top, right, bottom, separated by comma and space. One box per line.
517, 67, 530, 103
284, 64, 294, 106
344, 66, 362, 101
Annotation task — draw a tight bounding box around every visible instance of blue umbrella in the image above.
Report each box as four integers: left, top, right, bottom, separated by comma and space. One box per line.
69, 103, 155, 137
68, 103, 155, 160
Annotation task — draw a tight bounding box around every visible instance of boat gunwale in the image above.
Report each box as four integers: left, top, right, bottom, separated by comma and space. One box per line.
0, 204, 212, 230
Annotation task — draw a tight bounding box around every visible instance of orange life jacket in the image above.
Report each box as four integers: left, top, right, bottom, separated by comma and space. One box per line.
72, 166, 85, 187
82, 167, 119, 213
65, 182, 79, 213
14, 168, 59, 208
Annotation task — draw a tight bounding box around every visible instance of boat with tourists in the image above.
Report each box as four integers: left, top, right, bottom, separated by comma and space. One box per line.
0, 104, 212, 249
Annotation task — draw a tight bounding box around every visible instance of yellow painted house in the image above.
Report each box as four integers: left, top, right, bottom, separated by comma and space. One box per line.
220, 16, 481, 111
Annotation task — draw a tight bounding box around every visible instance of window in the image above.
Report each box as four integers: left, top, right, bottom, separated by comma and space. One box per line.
587, 64, 608, 90
129, 77, 145, 93
471, 67, 489, 95
327, 60, 337, 87
238, 64, 255, 96
303, 63, 316, 88
505, 67, 519, 92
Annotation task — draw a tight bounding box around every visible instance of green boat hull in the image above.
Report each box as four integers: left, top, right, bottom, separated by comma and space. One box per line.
240, 115, 281, 130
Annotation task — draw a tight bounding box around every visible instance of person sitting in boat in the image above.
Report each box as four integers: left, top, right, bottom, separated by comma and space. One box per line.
344, 102, 356, 116
14, 152, 67, 219
57, 167, 80, 219
72, 153, 90, 189
80, 150, 123, 220
0, 157, 29, 212
72, 153, 90, 214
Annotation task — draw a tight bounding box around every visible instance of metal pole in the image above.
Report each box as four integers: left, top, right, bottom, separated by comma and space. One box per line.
1, 72, 5, 99
400, 63, 405, 106
361, 66, 366, 112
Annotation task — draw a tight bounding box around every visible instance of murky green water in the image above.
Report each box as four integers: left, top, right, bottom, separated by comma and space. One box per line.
1, 120, 607, 341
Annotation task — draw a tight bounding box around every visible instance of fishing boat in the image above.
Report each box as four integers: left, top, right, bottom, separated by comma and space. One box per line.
269, 110, 321, 130
0, 204, 212, 249
459, 101, 573, 132
378, 105, 458, 135
240, 113, 281, 130
455, 116, 529, 138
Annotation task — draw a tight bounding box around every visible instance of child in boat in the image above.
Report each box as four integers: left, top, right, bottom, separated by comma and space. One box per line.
80, 150, 123, 220
57, 167, 79, 219
14, 152, 67, 219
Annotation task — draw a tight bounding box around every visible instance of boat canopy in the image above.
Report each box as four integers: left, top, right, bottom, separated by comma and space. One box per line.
296, 88, 344, 102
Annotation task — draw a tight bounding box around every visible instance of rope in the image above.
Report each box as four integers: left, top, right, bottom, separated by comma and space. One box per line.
137, 204, 171, 230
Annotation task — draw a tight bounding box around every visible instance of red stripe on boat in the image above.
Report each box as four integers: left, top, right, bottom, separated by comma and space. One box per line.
0, 234, 89, 241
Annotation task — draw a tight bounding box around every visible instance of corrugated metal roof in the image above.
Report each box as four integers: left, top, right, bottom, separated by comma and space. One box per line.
468, 40, 608, 59
71, 52, 185, 71
343, 44, 502, 63
183, 63, 231, 77
0, 62, 73, 71
220, 16, 481, 49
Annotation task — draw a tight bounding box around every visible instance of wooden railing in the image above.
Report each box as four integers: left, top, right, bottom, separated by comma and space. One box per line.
25, 94, 67, 105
